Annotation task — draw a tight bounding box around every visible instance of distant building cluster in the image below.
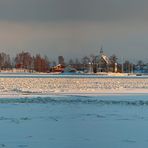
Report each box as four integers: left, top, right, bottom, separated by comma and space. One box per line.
53, 48, 148, 74
0, 49, 147, 74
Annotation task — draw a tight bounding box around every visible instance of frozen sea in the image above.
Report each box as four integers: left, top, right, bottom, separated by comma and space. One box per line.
0, 95, 148, 148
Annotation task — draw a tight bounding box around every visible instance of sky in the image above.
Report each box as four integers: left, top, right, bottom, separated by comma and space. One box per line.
0, 0, 148, 62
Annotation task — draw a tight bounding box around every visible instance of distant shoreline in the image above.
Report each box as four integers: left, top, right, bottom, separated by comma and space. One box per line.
0, 73, 147, 79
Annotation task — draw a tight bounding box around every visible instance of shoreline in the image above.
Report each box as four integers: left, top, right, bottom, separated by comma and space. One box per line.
0, 89, 147, 98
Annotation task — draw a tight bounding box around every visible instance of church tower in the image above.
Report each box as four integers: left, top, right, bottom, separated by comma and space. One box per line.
100, 46, 104, 55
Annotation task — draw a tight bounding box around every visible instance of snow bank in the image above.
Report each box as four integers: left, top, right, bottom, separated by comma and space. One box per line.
0, 76, 146, 97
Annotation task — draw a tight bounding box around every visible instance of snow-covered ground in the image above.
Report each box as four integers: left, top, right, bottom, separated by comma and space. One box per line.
0, 74, 147, 147
0, 74, 146, 97
0, 95, 148, 148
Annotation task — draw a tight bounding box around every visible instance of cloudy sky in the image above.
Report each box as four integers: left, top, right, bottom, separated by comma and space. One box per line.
0, 0, 148, 62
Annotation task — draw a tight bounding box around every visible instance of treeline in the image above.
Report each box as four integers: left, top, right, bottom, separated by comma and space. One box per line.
66, 55, 148, 73
0, 51, 50, 72
0, 51, 147, 73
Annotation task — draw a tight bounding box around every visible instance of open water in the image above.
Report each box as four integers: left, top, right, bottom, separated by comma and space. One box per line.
0, 95, 148, 148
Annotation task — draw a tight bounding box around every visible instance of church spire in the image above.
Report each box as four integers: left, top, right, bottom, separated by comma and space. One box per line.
100, 45, 103, 54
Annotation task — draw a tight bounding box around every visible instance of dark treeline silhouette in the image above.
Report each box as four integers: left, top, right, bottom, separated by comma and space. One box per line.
0, 51, 147, 73
0, 51, 50, 72
0, 52, 12, 70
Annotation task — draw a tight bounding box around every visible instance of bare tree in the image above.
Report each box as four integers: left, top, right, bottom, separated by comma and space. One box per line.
0, 52, 12, 70
68, 59, 74, 66
15, 51, 33, 71
34, 54, 50, 72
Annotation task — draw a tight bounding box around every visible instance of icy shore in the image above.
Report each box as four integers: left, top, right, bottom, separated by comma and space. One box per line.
0, 75, 147, 96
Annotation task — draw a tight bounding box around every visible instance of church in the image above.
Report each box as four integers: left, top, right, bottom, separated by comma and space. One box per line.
93, 47, 117, 73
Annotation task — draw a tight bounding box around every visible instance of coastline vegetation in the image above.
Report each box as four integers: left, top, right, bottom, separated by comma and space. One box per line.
0, 51, 147, 73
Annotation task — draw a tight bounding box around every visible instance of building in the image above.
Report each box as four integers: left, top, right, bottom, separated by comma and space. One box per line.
93, 47, 111, 72
58, 56, 65, 66
92, 47, 118, 73
52, 64, 64, 72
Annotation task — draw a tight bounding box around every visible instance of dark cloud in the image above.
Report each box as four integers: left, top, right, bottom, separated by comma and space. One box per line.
0, 0, 147, 61
0, 0, 147, 22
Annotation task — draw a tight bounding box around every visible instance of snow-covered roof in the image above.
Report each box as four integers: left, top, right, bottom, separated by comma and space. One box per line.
101, 54, 110, 64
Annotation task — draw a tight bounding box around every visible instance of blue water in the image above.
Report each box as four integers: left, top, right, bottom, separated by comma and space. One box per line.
0, 95, 148, 148
0, 73, 148, 79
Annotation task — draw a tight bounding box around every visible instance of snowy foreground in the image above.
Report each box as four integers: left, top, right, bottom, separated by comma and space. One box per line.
0, 75, 147, 148
0, 74, 147, 97
0, 95, 148, 148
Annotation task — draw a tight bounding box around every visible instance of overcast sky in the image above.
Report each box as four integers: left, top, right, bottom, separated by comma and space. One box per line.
0, 0, 148, 62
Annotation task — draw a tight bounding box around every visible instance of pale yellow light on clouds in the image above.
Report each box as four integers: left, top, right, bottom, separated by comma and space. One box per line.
0, 20, 147, 59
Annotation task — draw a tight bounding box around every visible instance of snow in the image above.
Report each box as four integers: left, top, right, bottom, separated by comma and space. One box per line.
0, 74, 146, 97
0, 74, 147, 147
0, 95, 148, 147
